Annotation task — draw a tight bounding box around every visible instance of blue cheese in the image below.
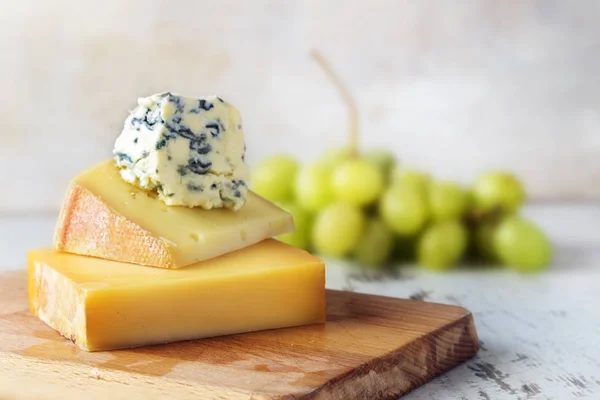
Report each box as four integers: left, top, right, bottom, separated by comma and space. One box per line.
113, 92, 249, 210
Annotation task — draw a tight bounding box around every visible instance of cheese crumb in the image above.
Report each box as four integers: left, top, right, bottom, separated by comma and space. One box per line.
90, 368, 102, 379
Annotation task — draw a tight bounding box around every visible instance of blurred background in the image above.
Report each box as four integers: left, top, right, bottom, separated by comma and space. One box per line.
1, 0, 599, 215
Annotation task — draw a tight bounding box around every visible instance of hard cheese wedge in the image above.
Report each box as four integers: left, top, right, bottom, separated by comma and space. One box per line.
28, 239, 326, 352
54, 160, 293, 268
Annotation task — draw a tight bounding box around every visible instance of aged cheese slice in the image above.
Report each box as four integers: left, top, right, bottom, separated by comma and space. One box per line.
28, 239, 326, 352
54, 160, 294, 268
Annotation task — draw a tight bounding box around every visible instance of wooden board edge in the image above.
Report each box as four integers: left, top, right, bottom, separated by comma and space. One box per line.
300, 310, 479, 400
0, 353, 259, 400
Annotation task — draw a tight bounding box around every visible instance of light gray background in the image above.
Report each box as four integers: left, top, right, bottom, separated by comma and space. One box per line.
1, 0, 599, 212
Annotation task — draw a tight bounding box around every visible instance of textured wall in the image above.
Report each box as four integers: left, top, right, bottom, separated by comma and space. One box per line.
1, 0, 599, 213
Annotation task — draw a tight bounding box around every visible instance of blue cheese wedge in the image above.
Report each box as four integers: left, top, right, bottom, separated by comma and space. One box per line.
113, 92, 249, 210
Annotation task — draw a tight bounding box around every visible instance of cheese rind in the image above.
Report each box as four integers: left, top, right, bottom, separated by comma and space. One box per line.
54, 160, 294, 268
114, 92, 249, 210
29, 240, 326, 351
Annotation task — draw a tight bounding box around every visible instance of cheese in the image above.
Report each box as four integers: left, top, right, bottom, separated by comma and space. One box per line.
29, 240, 326, 351
113, 92, 248, 210
54, 160, 294, 268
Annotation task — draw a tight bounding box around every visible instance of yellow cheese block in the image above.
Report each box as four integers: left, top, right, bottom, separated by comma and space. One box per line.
54, 160, 294, 268
28, 239, 326, 351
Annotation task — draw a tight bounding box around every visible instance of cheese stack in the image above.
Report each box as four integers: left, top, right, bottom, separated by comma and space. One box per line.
28, 93, 326, 351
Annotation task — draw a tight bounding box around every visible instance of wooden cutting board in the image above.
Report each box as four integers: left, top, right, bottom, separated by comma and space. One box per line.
0, 270, 478, 400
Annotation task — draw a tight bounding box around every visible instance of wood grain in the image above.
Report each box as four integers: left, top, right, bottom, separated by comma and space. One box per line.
0, 270, 478, 399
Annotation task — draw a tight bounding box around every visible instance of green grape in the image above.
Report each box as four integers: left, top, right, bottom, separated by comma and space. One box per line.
429, 181, 469, 222
354, 219, 394, 268
363, 149, 396, 181
299, 147, 354, 211
319, 146, 354, 169
418, 221, 468, 271
331, 159, 384, 206
473, 222, 498, 262
251, 155, 299, 202
472, 171, 525, 212
493, 216, 551, 272
277, 203, 312, 250
295, 162, 334, 212
312, 202, 365, 257
379, 185, 428, 235
391, 168, 431, 195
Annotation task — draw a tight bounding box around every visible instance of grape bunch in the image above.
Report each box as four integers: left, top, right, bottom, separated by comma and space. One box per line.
251, 149, 552, 273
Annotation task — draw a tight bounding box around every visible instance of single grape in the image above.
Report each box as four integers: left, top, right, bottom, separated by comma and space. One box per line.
331, 159, 384, 206
391, 168, 431, 195
251, 155, 299, 202
472, 171, 525, 212
379, 185, 429, 235
312, 202, 365, 257
493, 216, 551, 272
319, 146, 354, 169
295, 162, 334, 212
473, 222, 498, 262
418, 221, 468, 270
277, 203, 312, 250
429, 181, 469, 222
363, 149, 396, 181
354, 219, 394, 268
300, 148, 354, 210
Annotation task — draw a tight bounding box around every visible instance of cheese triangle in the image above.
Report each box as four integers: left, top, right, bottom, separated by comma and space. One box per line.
54, 160, 294, 268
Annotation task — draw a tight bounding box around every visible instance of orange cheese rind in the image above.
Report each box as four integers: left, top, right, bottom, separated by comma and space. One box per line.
54, 181, 174, 268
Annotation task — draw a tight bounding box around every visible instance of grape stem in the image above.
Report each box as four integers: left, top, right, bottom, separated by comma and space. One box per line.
310, 49, 359, 157
463, 206, 504, 227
